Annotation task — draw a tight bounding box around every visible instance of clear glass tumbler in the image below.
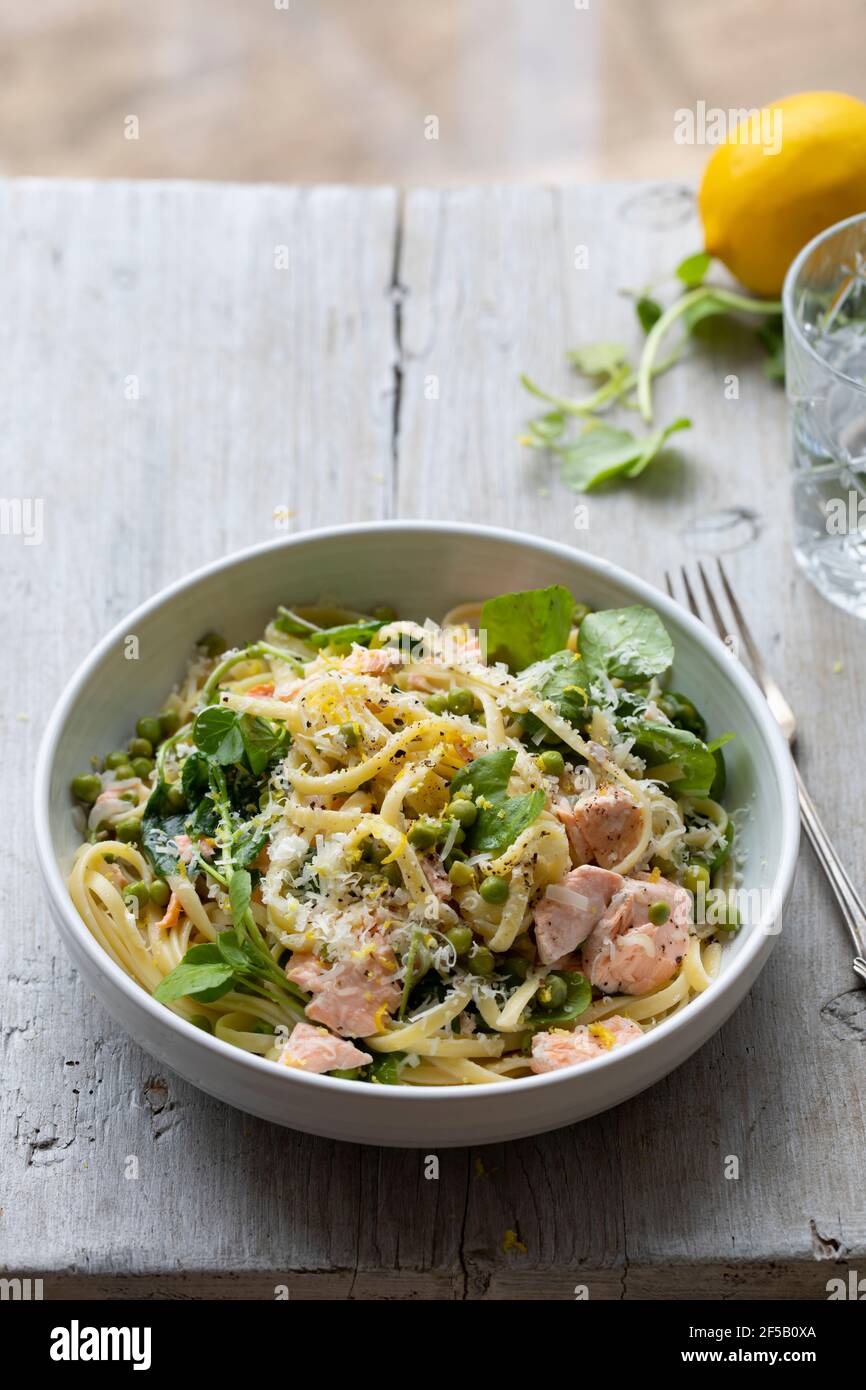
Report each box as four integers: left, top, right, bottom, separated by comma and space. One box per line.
784, 212, 866, 617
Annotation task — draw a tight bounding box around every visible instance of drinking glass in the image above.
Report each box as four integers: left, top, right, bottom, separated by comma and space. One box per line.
784, 212, 866, 617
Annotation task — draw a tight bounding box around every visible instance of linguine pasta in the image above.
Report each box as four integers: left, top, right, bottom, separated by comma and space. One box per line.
67, 587, 739, 1086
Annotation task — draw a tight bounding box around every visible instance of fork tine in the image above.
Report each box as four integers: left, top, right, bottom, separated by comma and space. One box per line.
664, 570, 674, 600
715, 557, 767, 681
680, 567, 702, 621
696, 560, 729, 644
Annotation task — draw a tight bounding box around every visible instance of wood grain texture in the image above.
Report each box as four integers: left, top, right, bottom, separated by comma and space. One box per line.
2, 179, 865, 1300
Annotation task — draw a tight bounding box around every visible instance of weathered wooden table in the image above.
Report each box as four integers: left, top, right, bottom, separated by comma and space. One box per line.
3, 179, 864, 1299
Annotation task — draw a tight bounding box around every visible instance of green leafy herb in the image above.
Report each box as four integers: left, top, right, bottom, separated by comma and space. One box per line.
566, 342, 629, 377
228, 867, 252, 925
579, 605, 674, 682
524, 971, 592, 1033
676, 251, 712, 288
140, 780, 186, 876
153, 944, 235, 1005
450, 748, 544, 856
194, 706, 245, 764
274, 606, 321, 636
621, 718, 717, 798
480, 585, 573, 672
368, 1052, 405, 1084
308, 620, 385, 650
556, 416, 691, 493
519, 650, 591, 739
215, 929, 251, 971
636, 295, 663, 333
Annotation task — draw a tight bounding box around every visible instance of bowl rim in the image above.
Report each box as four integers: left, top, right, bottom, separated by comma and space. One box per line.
34, 520, 800, 1103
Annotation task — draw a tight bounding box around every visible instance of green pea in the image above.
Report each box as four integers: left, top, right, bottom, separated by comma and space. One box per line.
136, 716, 163, 746
189, 1014, 213, 1033
159, 707, 181, 738
199, 632, 227, 658
450, 784, 474, 802
408, 817, 443, 850
479, 874, 509, 905
131, 756, 154, 779
714, 895, 740, 932
424, 693, 448, 715
115, 816, 141, 843
372, 605, 397, 623
445, 924, 473, 956
648, 900, 671, 925
683, 864, 711, 896
112, 763, 136, 782
330, 1067, 362, 1080
149, 879, 171, 908
537, 749, 565, 777
362, 837, 387, 864
166, 786, 186, 812
537, 974, 568, 1010
71, 773, 101, 804
509, 934, 536, 962
446, 798, 477, 827
468, 945, 495, 977
340, 721, 359, 747
571, 602, 591, 628
446, 688, 475, 716
381, 861, 402, 887
447, 861, 475, 889
127, 736, 153, 758
105, 750, 130, 770
122, 880, 149, 905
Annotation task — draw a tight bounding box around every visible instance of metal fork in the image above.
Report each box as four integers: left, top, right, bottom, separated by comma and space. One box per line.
666, 558, 866, 985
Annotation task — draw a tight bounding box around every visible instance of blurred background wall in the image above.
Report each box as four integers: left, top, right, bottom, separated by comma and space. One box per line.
1, 0, 864, 183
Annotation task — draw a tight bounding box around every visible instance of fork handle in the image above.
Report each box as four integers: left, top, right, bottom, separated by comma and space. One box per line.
794, 764, 866, 984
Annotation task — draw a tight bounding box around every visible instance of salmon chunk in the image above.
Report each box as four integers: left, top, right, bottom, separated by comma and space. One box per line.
530, 1015, 643, 1072
278, 1022, 371, 1074
534, 864, 623, 963
286, 944, 401, 1038
420, 852, 452, 901
557, 785, 643, 869
580, 875, 691, 995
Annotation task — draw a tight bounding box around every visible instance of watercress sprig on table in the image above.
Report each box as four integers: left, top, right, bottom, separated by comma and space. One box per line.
520, 251, 782, 493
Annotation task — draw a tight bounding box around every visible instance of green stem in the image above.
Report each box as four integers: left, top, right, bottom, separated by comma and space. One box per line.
201, 641, 303, 705
637, 288, 783, 423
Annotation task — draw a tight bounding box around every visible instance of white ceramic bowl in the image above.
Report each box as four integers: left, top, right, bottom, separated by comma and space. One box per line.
35, 522, 799, 1147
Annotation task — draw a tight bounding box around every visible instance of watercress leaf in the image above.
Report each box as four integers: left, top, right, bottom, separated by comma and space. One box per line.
676, 251, 712, 287
216, 929, 250, 971
153, 946, 234, 1004
621, 718, 716, 798
238, 712, 279, 776
636, 295, 663, 333
472, 788, 545, 856
480, 585, 574, 672
368, 1052, 405, 1084
450, 750, 544, 855
527, 409, 567, 444
707, 731, 735, 753
229, 868, 252, 925
520, 650, 591, 728
451, 748, 516, 801
274, 606, 321, 636
181, 750, 210, 808
194, 706, 244, 764
557, 423, 642, 492
566, 342, 629, 377
622, 417, 691, 479
140, 780, 185, 876
308, 620, 385, 650
580, 605, 674, 682
232, 824, 269, 869
524, 971, 591, 1033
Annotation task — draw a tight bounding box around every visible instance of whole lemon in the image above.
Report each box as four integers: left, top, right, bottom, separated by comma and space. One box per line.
699, 91, 866, 297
